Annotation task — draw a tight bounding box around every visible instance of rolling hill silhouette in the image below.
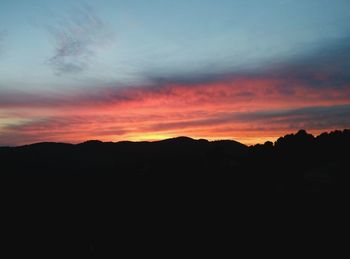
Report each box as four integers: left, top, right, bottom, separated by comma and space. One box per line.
1, 129, 349, 257
1, 129, 349, 191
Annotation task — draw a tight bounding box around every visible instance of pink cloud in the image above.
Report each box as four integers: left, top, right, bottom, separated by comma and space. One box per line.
1, 76, 350, 146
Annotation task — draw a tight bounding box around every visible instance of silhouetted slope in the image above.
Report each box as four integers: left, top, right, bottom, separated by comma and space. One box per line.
248, 129, 350, 191
1, 130, 350, 191
1, 130, 350, 257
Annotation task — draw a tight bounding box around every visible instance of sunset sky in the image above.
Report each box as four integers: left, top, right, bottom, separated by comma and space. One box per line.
1, 0, 350, 146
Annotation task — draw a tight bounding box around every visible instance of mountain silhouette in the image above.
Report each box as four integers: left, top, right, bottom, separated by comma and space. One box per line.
1, 129, 349, 257
1, 130, 350, 191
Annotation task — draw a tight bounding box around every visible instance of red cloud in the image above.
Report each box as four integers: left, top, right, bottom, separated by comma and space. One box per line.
1, 76, 350, 146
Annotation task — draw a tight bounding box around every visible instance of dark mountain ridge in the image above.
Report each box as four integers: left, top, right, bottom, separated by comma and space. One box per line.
1, 130, 349, 257
1, 129, 349, 191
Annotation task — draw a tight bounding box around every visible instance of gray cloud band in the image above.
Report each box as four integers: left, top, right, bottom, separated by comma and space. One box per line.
142, 36, 350, 89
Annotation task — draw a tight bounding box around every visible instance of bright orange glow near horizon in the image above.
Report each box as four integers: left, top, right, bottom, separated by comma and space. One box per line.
1, 76, 350, 146
1, 1, 350, 147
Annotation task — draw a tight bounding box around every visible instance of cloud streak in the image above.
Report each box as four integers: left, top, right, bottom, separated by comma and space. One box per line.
1, 75, 350, 110
1, 31, 350, 145
1, 75, 350, 145
47, 5, 114, 75
141, 35, 350, 90
1, 101, 349, 146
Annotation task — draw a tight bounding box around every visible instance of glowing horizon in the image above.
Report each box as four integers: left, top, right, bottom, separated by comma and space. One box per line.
1, 76, 349, 146
1, 0, 350, 146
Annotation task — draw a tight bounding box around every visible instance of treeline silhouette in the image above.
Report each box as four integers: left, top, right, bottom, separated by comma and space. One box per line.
1, 129, 349, 257
1, 129, 349, 192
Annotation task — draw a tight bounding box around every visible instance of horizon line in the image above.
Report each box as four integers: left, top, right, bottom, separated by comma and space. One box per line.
2, 128, 349, 148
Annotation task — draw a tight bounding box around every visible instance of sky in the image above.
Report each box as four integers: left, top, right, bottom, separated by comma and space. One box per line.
1, 0, 350, 145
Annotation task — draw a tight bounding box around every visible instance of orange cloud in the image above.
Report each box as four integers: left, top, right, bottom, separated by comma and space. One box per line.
1, 77, 350, 146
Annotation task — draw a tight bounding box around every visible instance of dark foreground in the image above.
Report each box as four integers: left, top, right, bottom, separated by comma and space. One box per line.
1, 129, 349, 257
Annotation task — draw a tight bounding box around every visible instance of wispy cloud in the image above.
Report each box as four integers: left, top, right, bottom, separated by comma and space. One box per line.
2, 31, 350, 145
142, 36, 350, 90
1, 75, 350, 146
2, 103, 350, 146
1, 77, 350, 110
47, 5, 114, 75
264, 36, 350, 88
